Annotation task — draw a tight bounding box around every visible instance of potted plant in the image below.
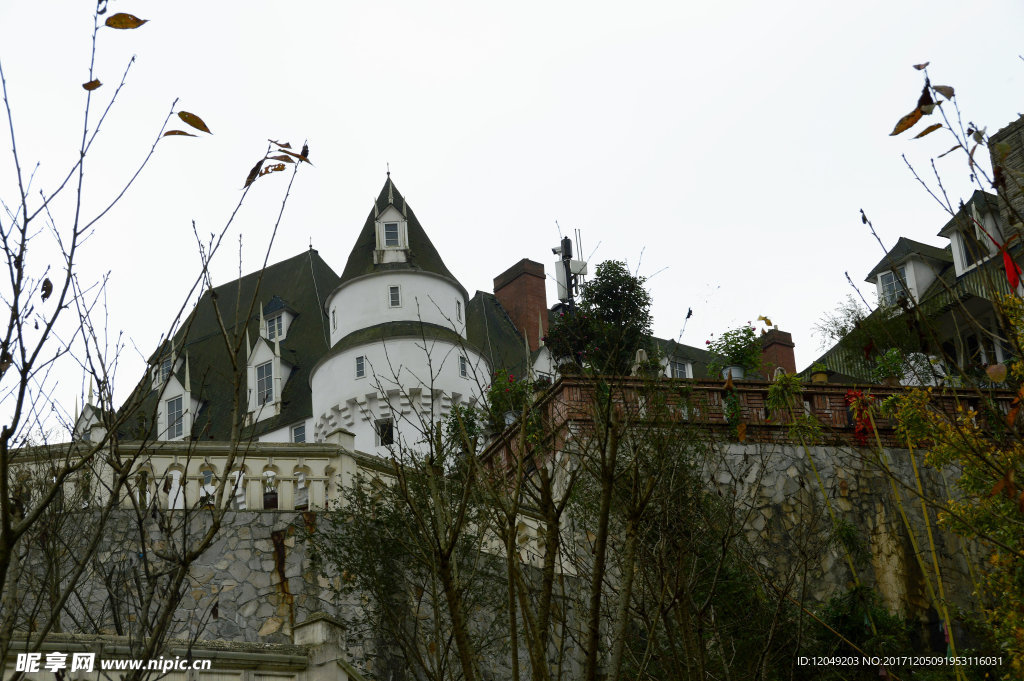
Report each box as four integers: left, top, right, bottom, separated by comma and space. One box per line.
706, 324, 761, 380
871, 348, 904, 387
809, 361, 829, 384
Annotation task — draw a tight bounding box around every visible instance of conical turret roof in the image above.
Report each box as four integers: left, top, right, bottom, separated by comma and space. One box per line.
338, 176, 459, 287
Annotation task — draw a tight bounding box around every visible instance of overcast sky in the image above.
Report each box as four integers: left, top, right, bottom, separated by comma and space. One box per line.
1, 1, 1023, 418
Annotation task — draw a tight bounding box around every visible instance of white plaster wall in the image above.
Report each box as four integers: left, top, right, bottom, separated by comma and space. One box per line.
259, 418, 313, 443
326, 272, 467, 344
310, 337, 490, 454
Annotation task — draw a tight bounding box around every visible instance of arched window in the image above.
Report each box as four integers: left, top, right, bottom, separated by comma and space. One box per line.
164, 469, 185, 510
228, 469, 246, 510
262, 470, 278, 510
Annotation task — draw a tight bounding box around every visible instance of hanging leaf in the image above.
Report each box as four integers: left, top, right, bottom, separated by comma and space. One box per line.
105, 13, 148, 29
937, 145, 960, 158
1008, 405, 1020, 428
913, 62, 930, 70
163, 130, 196, 137
258, 163, 287, 176
40, 278, 53, 301
757, 315, 773, 326
933, 85, 954, 100
917, 85, 934, 109
244, 159, 264, 188
914, 123, 942, 139
301, 143, 310, 161
177, 111, 211, 134
986, 363, 1008, 383
736, 422, 747, 443
82, 79, 102, 91
889, 108, 923, 136
268, 154, 295, 163
269, 139, 291, 149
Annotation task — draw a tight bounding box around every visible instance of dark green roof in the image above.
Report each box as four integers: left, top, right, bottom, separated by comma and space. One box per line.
467, 291, 531, 379
124, 249, 340, 441
865, 237, 953, 283
311, 321, 481, 378
338, 176, 459, 288
651, 336, 715, 378
937, 190, 1001, 238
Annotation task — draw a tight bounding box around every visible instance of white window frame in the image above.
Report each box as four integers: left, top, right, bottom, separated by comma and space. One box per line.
256, 361, 274, 405
356, 355, 366, 379
383, 222, 400, 247
166, 396, 183, 439
878, 267, 906, 306
160, 357, 172, 383
459, 355, 468, 378
266, 313, 284, 341
388, 285, 401, 308
292, 423, 306, 443
669, 360, 689, 378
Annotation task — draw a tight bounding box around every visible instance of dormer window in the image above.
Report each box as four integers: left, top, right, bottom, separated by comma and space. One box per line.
384, 222, 400, 247
160, 357, 172, 383
669, 360, 689, 378
957, 230, 990, 270
878, 267, 906, 306
266, 313, 284, 341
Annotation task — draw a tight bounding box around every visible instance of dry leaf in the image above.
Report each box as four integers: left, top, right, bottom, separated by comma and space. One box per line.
889, 108, 923, 136
82, 79, 102, 91
937, 145, 960, 159
40, 278, 52, 301
757, 315, 773, 326
914, 123, 942, 139
913, 62, 930, 70
244, 159, 264, 188
269, 139, 291, 149
258, 163, 287, 176
105, 13, 148, 29
986, 363, 1008, 383
163, 130, 196, 137
736, 422, 747, 443
268, 154, 295, 163
1007, 406, 1019, 428
178, 111, 211, 134
933, 85, 954, 100
917, 85, 934, 109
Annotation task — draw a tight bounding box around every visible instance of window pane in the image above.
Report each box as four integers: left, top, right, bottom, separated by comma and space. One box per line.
167, 396, 183, 438
292, 424, 306, 443
356, 355, 365, 378
257, 362, 273, 404
267, 314, 283, 340
384, 222, 399, 247
460, 355, 467, 377
389, 286, 401, 307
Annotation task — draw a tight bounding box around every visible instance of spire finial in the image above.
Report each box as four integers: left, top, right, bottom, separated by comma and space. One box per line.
386, 162, 390, 177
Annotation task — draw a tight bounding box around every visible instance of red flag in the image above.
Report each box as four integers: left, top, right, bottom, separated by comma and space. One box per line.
1004, 250, 1022, 289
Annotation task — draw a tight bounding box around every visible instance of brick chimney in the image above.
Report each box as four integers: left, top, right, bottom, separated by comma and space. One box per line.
494, 259, 548, 352
761, 329, 796, 377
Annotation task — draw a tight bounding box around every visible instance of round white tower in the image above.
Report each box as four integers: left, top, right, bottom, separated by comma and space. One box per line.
310, 176, 489, 454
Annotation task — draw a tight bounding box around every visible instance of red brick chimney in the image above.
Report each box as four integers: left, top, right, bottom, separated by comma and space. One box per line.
494, 259, 548, 352
761, 329, 796, 377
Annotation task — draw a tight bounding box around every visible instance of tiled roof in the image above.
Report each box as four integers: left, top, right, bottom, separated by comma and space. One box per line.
339, 176, 460, 290
865, 237, 953, 282
124, 249, 340, 441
